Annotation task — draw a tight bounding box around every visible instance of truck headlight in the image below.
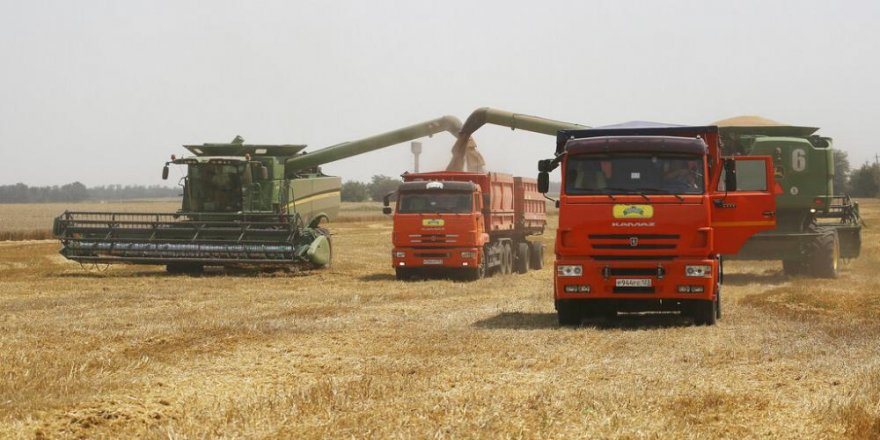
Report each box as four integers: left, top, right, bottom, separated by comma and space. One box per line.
394, 251, 405, 258
557, 265, 583, 277
685, 265, 711, 277
461, 251, 476, 259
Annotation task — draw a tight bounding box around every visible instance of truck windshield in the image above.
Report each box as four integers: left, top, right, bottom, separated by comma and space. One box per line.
565, 154, 704, 195
398, 191, 473, 213
187, 164, 243, 212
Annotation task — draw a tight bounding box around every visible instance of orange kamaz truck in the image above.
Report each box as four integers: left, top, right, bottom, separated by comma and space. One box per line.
383, 171, 546, 280
536, 123, 776, 325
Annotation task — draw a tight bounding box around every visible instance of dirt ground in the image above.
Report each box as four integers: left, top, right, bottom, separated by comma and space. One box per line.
0, 201, 878, 439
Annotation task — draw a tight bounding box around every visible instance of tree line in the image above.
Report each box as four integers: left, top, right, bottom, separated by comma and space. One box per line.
834, 150, 880, 197
341, 175, 401, 202
0, 183, 179, 203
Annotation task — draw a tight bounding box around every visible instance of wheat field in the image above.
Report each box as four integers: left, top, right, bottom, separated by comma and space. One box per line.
0, 201, 878, 439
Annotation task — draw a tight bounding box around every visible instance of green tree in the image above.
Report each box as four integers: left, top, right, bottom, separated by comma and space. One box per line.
850, 162, 880, 197
832, 149, 851, 195
341, 180, 369, 202
368, 175, 401, 202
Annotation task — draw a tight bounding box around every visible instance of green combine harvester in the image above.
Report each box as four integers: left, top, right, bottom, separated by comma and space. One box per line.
53, 116, 463, 273
715, 116, 862, 278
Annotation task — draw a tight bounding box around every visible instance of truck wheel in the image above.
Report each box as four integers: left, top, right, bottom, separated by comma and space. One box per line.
466, 251, 486, 281
692, 300, 717, 326
782, 258, 805, 276
501, 243, 513, 275
395, 268, 412, 281
515, 243, 530, 274
557, 301, 581, 327
166, 263, 203, 275
529, 242, 544, 270
810, 230, 840, 278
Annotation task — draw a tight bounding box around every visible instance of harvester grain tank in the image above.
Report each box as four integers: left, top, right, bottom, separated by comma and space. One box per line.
537, 123, 777, 326
714, 116, 862, 278
53, 116, 464, 273
383, 171, 546, 280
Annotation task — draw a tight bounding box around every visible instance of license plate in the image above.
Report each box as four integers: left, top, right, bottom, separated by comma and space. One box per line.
615, 278, 652, 287
423, 259, 443, 265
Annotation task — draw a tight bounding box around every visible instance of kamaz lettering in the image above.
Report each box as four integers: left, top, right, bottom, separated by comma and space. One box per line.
611, 222, 656, 227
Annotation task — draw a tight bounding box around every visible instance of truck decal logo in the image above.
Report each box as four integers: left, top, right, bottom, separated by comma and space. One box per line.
629, 237, 639, 247
422, 218, 445, 227
613, 204, 654, 219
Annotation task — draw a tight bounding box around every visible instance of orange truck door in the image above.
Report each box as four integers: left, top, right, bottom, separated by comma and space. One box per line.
711, 156, 777, 254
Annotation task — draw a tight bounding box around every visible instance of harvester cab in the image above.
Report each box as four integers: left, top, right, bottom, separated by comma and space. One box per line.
166, 142, 301, 215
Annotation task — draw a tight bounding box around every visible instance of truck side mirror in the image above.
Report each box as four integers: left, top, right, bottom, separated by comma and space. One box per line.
162, 165, 169, 180
382, 191, 394, 215
261, 165, 269, 180
538, 171, 550, 193
538, 159, 554, 173
724, 159, 737, 192
482, 194, 491, 209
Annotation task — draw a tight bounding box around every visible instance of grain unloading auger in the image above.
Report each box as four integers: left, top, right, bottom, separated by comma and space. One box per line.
446, 107, 590, 172
53, 116, 463, 273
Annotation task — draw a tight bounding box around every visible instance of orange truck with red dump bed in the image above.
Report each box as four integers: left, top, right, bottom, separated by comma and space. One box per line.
536, 123, 777, 325
383, 171, 546, 280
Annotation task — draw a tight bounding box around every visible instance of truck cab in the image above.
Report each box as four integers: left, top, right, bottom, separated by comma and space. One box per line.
389, 180, 486, 279
538, 124, 776, 325
385, 171, 546, 281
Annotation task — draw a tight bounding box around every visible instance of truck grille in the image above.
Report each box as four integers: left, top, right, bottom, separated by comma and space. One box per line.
592, 255, 675, 261
592, 244, 675, 250
588, 234, 680, 251
408, 234, 459, 244
414, 252, 451, 258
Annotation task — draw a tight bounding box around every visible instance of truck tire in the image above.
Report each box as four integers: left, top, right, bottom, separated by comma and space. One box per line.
782, 258, 805, 276
557, 301, 581, 327
466, 251, 486, 281
515, 243, 530, 274
395, 268, 412, 281
810, 230, 840, 279
501, 243, 513, 275
529, 242, 544, 270
692, 299, 717, 326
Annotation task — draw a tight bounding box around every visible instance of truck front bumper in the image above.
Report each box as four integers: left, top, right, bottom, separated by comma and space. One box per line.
554, 257, 717, 302
392, 246, 481, 270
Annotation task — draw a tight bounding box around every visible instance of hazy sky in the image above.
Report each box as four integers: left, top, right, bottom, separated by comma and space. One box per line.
1, 0, 878, 186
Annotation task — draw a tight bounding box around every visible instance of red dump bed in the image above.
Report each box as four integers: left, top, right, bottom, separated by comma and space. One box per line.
401, 171, 545, 235
514, 177, 546, 234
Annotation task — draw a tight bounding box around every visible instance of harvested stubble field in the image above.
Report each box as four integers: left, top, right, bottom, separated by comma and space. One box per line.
1, 201, 879, 439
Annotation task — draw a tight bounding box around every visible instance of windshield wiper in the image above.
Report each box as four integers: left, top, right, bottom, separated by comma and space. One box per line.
597, 187, 651, 201
637, 187, 685, 202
